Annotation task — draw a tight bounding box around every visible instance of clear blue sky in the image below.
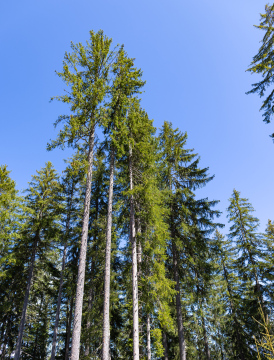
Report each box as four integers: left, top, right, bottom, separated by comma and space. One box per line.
0, 0, 272, 232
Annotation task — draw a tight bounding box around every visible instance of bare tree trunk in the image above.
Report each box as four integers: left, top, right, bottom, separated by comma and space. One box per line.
146, 314, 151, 360
162, 331, 169, 360
102, 145, 115, 360
172, 242, 186, 360
65, 294, 74, 360
129, 142, 139, 360
71, 126, 95, 360
85, 286, 93, 356
14, 233, 39, 360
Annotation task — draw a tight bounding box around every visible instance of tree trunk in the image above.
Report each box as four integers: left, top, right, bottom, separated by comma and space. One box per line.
172, 242, 186, 360
85, 286, 93, 356
50, 243, 68, 360
129, 142, 139, 360
146, 314, 151, 360
102, 145, 115, 360
65, 294, 74, 360
14, 233, 39, 360
71, 126, 95, 360
162, 331, 169, 360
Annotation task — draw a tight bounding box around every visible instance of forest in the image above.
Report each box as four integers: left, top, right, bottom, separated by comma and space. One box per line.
1, 3, 274, 360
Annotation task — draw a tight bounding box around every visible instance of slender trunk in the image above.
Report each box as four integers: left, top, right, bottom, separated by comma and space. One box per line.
85, 286, 93, 356
50, 243, 68, 360
162, 331, 169, 360
65, 294, 74, 360
136, 217, 143, 357
137, 219, 142, 279
14, 233, 39, 360
172, 241, 186, 360
129, 142, 139, 360
71, 126, 95, 360
102, 145, 115, 360
146, 314, 151, 360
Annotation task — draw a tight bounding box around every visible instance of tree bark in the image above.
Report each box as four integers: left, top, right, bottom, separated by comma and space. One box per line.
162, 331, 169, 360
146, 314, 151, 360
85, 285, 93, 356
129, 142, 139, 360
102, 145, 115, 360
14, 233, 39, 360
71, 126, 95, 360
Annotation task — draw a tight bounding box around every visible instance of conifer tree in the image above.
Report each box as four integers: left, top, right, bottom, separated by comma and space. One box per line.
0, 165, 20, 267
0, 165, 22, 359
227, 190, 264, 304
158, 121, 220, 360
102, 48, 145, 360
263, 219, 274, 308
212, 230, 248, 360
14, 162, 62, 360
247, 3, 274, 136
227, 190, 266, 359
48, 30, 114, 360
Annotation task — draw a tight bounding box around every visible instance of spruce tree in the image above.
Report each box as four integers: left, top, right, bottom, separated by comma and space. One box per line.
0, 165, 22, 359
158, 121, 220, 360
48, 30, 114, 360
14, 162, 62, 360
102, 47, 145, 360
227, 189, 266, 359
247, 3, 274, 136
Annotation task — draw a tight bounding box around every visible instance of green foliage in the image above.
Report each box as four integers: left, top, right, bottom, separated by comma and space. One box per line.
47, 30, 114, 151
247, 3, 274, 135
3, 27, 274, 360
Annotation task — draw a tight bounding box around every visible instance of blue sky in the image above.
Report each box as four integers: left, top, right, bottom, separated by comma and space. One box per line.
0, 0, 272, 232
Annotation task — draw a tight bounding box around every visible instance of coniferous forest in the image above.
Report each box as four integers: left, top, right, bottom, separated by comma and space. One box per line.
2, 3, 274, 360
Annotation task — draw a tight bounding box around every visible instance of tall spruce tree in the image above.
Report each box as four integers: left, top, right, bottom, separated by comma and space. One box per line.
227, 189, 266, 359
14, 162, 62, 360
0, 165, 22, 359
212, 230, 248, 360
102, 47, 145, 360
48, 30, 114, 360
158, 121, 220, 360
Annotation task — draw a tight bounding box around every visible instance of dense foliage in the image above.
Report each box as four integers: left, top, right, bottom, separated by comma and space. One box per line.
1, 25, 274, 360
